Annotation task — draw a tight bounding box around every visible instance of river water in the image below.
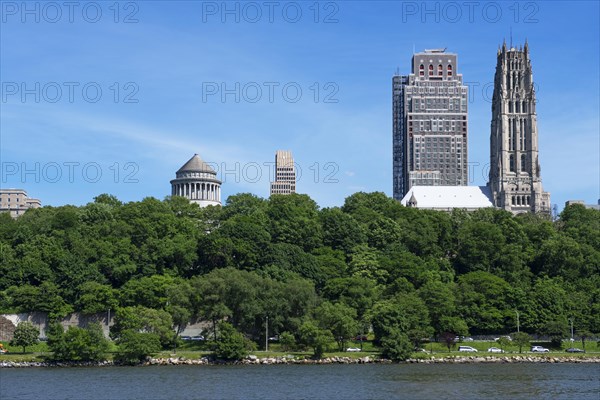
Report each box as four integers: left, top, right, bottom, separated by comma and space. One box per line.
1, 363, 598, 400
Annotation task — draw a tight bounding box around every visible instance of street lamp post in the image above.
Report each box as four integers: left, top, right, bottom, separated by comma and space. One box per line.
569, 318, 574, 342
265, 315, 268, 352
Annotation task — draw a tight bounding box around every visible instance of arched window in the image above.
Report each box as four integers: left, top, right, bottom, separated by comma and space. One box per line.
521, 154, 526, 172
428, 64, 434, 76
438, 64, 443, 76
447, 64, 453, 76
419, 64, 424, 76
509, 154, 515, 172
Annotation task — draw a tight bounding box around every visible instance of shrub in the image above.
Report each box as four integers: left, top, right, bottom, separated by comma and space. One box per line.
48, 323, 109, 361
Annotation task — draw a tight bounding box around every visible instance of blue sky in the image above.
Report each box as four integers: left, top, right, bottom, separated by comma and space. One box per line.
1, 1, 599, 210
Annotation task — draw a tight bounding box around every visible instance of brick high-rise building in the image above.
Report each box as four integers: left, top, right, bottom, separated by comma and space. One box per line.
393, 48, 469, 200
488, 41, 550, 214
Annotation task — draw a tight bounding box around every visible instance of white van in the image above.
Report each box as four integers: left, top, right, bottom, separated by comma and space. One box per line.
458, 346, 478, 352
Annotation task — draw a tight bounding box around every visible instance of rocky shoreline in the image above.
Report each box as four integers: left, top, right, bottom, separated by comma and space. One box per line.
1, 355, 600, 368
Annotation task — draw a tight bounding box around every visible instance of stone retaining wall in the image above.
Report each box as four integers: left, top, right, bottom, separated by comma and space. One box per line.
2, 355, 599, 368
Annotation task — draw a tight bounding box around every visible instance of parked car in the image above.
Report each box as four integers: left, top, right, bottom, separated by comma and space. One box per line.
190, 335, 205, 341
494, 336, 512, 342
180, 336, 192, 341
531, 346, 550, 353
346, 347, 361, 352
565, 348, 584, 353
487, 347, 504, 353
454, 336, 474, 342
458, 346, 478, 352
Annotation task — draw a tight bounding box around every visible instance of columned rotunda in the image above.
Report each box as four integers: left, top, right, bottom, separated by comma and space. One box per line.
171, 154, 221, 207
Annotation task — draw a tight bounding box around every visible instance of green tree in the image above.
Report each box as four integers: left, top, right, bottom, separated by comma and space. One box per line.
322, 276, 379, 321
496, 336, 511, 352
212, 322, 252, 360
110, 306, 174, 348
279, 331, 296, 352
267, 194, 323, 251
380, 328, 413, 361
10, 321, 39, 353
511, 332, 531, 353
115, 330, 161, 365
440, 332, 456, 352
439, 316, 469, 338
542, 319, 568, 348
457, 271, 512, 334
315, 302, 358, 352
418, 280, 458, 335
76, 282, 118, 315
166, 281, 194, 348
298, 320, 333, 358
577, 329, 592, 353
319, 207, 366, 253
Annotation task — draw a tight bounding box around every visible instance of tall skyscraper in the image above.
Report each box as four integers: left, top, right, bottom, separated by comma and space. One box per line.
270, 150, 296, 195
171, 153, 222, 207
393, 48, 469, 200
488, 41, 550, 214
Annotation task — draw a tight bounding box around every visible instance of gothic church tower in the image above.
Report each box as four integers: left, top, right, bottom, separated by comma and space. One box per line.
488, 41, 550, 214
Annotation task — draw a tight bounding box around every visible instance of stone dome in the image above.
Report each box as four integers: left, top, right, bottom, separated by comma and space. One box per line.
176, 154, 217, 175
171, 153, 221, 207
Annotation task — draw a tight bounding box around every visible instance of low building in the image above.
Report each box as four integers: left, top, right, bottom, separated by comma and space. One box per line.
401, 186, 493, 212
565, 200, 600, 211
0, 189, 41, 218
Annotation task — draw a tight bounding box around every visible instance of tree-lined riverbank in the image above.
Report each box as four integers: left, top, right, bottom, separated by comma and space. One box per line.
1, 193, 598, 362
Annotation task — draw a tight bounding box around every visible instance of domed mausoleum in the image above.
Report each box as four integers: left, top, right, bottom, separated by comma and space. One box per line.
170, 154, 221, 207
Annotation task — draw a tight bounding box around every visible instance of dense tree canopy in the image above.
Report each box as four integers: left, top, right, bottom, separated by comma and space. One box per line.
0, 193, 598, 359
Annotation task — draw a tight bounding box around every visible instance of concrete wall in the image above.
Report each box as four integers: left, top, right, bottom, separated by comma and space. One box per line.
0, 312, 113, 341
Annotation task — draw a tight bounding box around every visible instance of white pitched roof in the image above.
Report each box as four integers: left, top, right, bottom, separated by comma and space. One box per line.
401, 186, 493, 209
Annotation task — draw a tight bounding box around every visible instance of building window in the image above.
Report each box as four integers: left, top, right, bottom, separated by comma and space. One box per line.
438, 64, 443, 76
509, 154, 515, 172
419, 64, 424, 76
447, 64, 453, 76
428, 64, 433, 76
521, 154, 526, 172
